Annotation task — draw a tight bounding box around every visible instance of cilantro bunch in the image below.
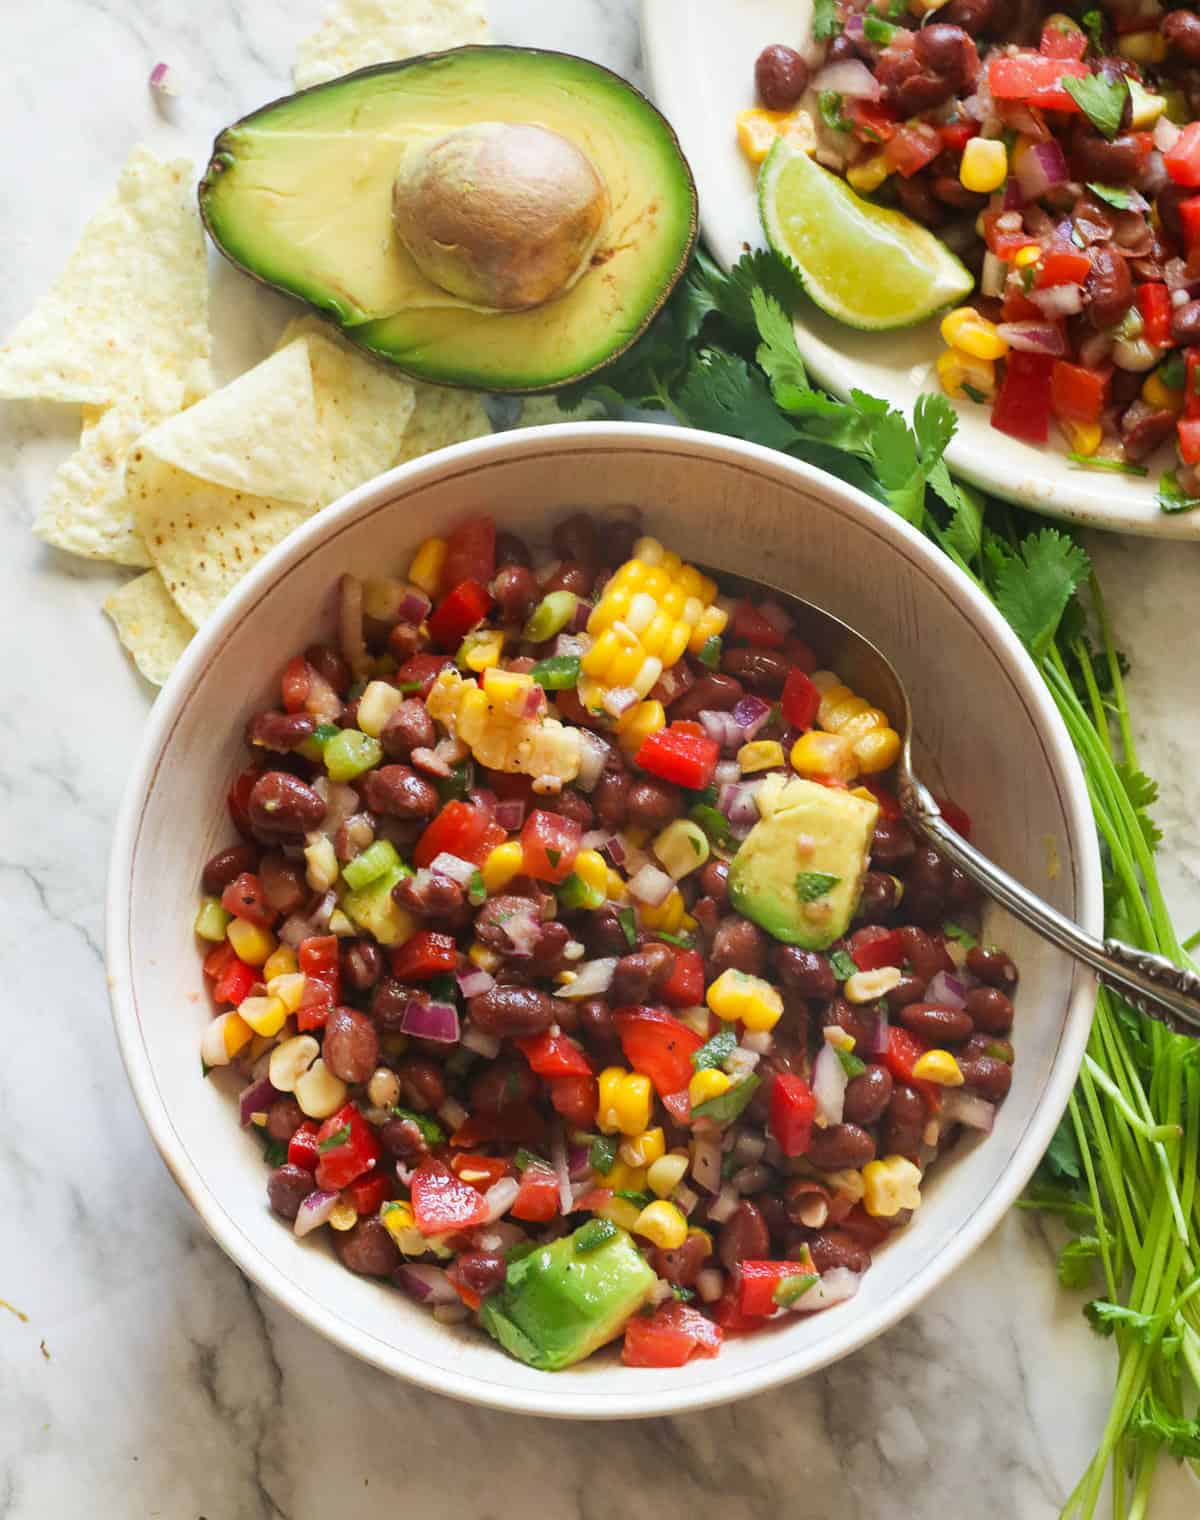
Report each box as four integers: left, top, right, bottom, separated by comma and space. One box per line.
564, 250, 1200, 1515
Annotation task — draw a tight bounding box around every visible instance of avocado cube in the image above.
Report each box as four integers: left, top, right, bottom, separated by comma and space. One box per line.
341, 863, 416, 945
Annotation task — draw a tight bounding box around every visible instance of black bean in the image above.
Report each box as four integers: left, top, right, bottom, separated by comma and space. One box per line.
267, 1163, 315, 1220
248, 772, 326, 837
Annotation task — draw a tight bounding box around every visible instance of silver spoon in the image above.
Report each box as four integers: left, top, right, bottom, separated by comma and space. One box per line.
708, 567, 1200, 1033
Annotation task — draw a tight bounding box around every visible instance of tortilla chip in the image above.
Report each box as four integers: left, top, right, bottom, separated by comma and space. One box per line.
394, 382, 492, 464
275, 316, 417, 499
104, 570, 196, 686
293, 0, 488, 89
0, 146, 210, 411
32, 402, 163, 566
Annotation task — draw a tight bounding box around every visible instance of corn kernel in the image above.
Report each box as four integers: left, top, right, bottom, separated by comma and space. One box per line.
597, 1067, 653, 1135
267, 971, 306, 1014
463, 629, 505, 672
940, 305, 1009, 361
790, 729, 857, 782
912, 1049, 965, 1086
226, 918, 276, 968
862, 1155, 923, 1217
1013, 244, 1042, 270
822, 694, 870, 733
638, 887, 687, 934
738, 739, 785, 774
959, 137, 1008, 194
688, 604, 729, 654
839, 707, 888, 742
237, 995, 288, 1038
263, 944, 298, 981
824, 1024, 856, 1052
809, 669, 841, 692
616, 698, 666, 755
329, 1200, 358, 1231
844, 966, 903, 1004
468, 941, 501, 973
647, 1151, 691, 1198
852, 726, 901, 774
936, 347, 996, 403
620, 1127, 666, 1169
201, 1010, 253, 1068
689, 1068, 732, 1106
1059, 419, 1103, 457
634, 1200, 689, 1250
605, 868, 628, 901
847, 153, 892, 193
1117, 29, 1167, 64
1142, 370, 1185, 415
573, 850, 609, 897
407, 537, 447, 597
706, 968, 784, 1031
481, 841, 524, 893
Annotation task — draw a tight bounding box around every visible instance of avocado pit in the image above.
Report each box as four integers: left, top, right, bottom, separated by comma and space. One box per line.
392, 121, 610, 310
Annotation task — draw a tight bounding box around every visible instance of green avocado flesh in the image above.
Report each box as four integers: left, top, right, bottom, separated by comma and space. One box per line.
199, 47, 698, 391
728, 778, 879, 950
479, 1224, 655, 1370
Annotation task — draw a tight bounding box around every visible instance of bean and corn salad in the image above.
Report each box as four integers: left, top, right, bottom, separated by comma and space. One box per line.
743, 3, 1200, 492
195, 510, 1019, 1369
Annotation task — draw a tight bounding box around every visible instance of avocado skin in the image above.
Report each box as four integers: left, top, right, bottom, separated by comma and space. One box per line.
479, 1225, 656, 1370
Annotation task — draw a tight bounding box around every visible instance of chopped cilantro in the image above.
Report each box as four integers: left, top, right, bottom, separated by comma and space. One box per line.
690, 802, 732, 846
467, 868, 486, 906
546, 847, 561, 870
201, 1059, 212, 1078
1158, 471, 1200, 516
819, 90, 850, 135
795, 870, 841, 902
262, 1136, 288, 1168
829, 949, 857, 981
812, 0, 841, 39
942, 920, 978, 948
575, 1217, 618, 1253
1068, 453, 1149, 478
395, 680, 424, 694
513, 1147, 547, 1173
392, 1107, 446, 1146
614, 1189, 653, 1208
961, 383, 987, 405
836, 1049, 867, 1078
617, 905, 638, 950
311, 722, 340, 743
589, 1134, 619, 1174
317, 1122, 351, 1153
428, 972, 458, 1003
655, 929, 696, 949
1160, 353, 1187, 391
672, 1284, 696, 1302
774, 1272, 818, 1308
1086, 182, 1134, 211
692, 1028, 737, 1072
1080, 7, 1104, 53
1062, 71, 1128, 141
691, 1073, 761, 1125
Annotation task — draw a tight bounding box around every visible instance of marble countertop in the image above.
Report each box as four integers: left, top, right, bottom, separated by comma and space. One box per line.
2, 2, 1199, 1516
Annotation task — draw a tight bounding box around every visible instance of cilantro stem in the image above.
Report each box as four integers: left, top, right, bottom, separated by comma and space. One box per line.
1082, 1057, 1183, 1146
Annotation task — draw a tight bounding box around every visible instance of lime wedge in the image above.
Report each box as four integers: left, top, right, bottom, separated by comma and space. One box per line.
759, 138, 973, 330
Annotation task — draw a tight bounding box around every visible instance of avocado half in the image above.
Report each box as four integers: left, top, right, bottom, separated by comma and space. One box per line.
198, 47, 699, 393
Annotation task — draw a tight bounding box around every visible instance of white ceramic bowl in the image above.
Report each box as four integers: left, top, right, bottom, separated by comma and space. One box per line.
107, 423, 1101, 1418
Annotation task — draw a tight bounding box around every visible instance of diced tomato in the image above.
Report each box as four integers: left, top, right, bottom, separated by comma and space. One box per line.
414, 801, 497, 868
661, 1088, 692, 1126
1166, 123, 1200, 189
220, 871, 277, 928
845, 98, 897, 145
390, 930, 458, 981
635, 722, 720, 790
621, 1303, 722, 1367
450, 1153, 511, 1191
410, 1160, 490, 1235
511, 1162, 560, 1222
711, 1281, 765, 1334
613, 1006, 706, 1097
1036, 248, 1091, 289
516, 1030, 593, 1078
1178, 417, 1200, 466
574, 1186, 613, 1214
781, 667, 820, 731
281, 654, 311, 713
287, 1123, 320, 1172
739, 1259, 815, 1317
769, 1072, 816, 1158
314, 1103, 381, 1191
851, 927, 905, 971
549, 1073, 599, 1127
440, 515, 495, 597
884, 121, 942, 179
203, 940, 236, 980
519, 809, 582, 884
658, 948, 705, 1008
882, 1025, 929, 1085
299, 936, 341, 992
394, 653, 455, 698
992, 351, 1054, 444
1136, 283, 1172, 347
427, 579, 492, 650
936, 796, 972, 839
213, 956, 257, 1008
280, 653, 340, 722
1040, 19, 1087, 59
984, 212, 1036, 263
861, 779, 902, 820
227, 764, 262, 839
938, 119, 978, 154
1179, 198, 1200, 253
451, 1103, 546, 1149
987, 53, 1088, 112
344, 1172, 390, 1216
731, 599, 786, 648
1050, 360, 1109, 424
295, 977, 335, 1031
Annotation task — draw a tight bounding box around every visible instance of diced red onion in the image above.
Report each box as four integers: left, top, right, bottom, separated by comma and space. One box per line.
395, 1264, 458, 1304
707, 1182, 741, 1224
555, 632, 590, 658
813, 1043, 848, 1127
314, 778, 360, 839
550, 1121, 573, 1216
926, 970, 967, 1010
727, 1046, 761, 1079
697, 1267, 724, 1303
428, 852, 477, 887
981, 252, 1008, 299
690, 1133, 722, 1194
941, 1090, 997, 1132
482, 1176, 521, 1223
294, 1189, 338, 1238
795, 1267, 862, 1312
557, 957, 617, 999
649, 1276, 675, 1307
522, 685, 548, 720
278, 912, 315, 948
438, 1096, 468, 1132
1014, 138, 1067, 202
400, 999, 460, 1043
996, 321, 1067, 355
460, 1022, 501, 1058
699, 709, 743, 750
238, 1075, 280, 1127
474, 1221, 526, 1253
581, 829, 609, 851
575, 731, 609, 792
651, 662, 694, 706
492, 799, 526, 832
1154, 116, 1182, 154
338, 574, 369, 679
456, 966, 495, 999
1029, 282, 1083, 318
600, 833, 626, 868
149, 61, 180, 95
568, 1146, 593, 1183
732, 695, 771, 741
468, 787, 497, 818
628, 863, 674, 907
843, 12, 865, 42
501, 906, 542, 957
563, 600, 589, 633
718, 782, 761, 830
714, 759, 741, 786
309, 889, 337, 930
602, 686, 639, 718
811, 58, 881, 100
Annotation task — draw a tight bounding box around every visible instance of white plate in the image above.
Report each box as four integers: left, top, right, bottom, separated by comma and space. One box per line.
641, 0, 1200, 539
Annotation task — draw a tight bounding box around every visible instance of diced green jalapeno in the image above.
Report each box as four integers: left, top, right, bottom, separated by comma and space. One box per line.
324, 728, 383, 781
341, 838, 402, 891
523, 591, 578, 643
530, 654, 582, 690
698, 635, 722, 670
557, 871, 606, 911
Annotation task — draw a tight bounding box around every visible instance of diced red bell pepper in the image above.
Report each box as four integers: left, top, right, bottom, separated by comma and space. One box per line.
711, 1281, 765, 1334
220, 872, 277, 928
984, 212, 1036, 263
1135, 283, 1172, 348
781, 667, 820, 731
520, 809, 582, 884
511, 1162, 561, 1222
1179, 197, 1200, 254
1050, 360, 1109, 424
287, 1122, 320, 1172
227, 764, 263, 839
882, 1025, 929, 1084
936, 796, 972, 839
1165, 123, 1200, 189
937, 119, 978, 154
613, 1006, 706, 1097
314, 1103, 382, 1191
851, 927, 906, 972
635, 722, 719, 791
213, 955, 258, 1008
861, 779, 902, 820
992, 351, 1054, 444
661, 1088, 692, 1126
203, 940, 236, 980
450, 1153, 512, 1191
731, 600, 785, 648
845, 98, 897, 145
450, 1103, 546, 1149
299, 935, 340, 983
440, 515, 495, 597
516, 1030, 594, 1078
987, 53, 1088, 112
621, 1303, 723, 1366
1036, 248, 1092, 289
427, 579, 492, 650
344, 1172, 390, 1216
415, 801, 499, 869
1178, 417, 1200, 466
549, 1074, 599, 1128
769, 1072, 816, 1158
1040, 19, 1087, 59
394, 653, 454, 698
390, 930, 458, 981
410, 1159, 490, 1235
739, 1259, 815, 1318
658, 947, 705, 1008
884, 122, 942, 179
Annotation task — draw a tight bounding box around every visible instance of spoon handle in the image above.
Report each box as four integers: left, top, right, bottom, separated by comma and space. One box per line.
901, 781, 1200, 1033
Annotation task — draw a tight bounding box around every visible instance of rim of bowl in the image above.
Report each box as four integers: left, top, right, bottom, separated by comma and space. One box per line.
106, 422, 1102, 1419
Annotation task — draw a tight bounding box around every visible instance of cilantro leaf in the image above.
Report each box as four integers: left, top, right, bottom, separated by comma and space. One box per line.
1158, 470, 1200, 515
1084, 1300, 1165, 1342
933, 470, 985, 565
1062, 71, 1128, 141
795, 870, 841, 901
829, 949, 858, 981
870, 409, 925, 524
1041, 1112, 1084, 1184
575, 1218, 618, 1253
942, 920, 978, 948
752, 287, 811, 411
691, 1073, 761, 1124
1086, 182, 1135, 211
692, 1028, 737, 1072
1129, 1391, 1200, 1460
700, 247, 806, 337
992, 528, 1091, 658
672, 1284, 696, 1302
392, 1107, 446, 1146
317, 1122, 351, 1154
617, 905, 638, 950
589, 1135, 619, 1174
1057, 1235, 1100, 1289
1080, 8, 1104, 54
1116, 762, 1162, 850
812, 0, 841, 38
262, 1135, 288, 1168
675, 348, 801, 452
